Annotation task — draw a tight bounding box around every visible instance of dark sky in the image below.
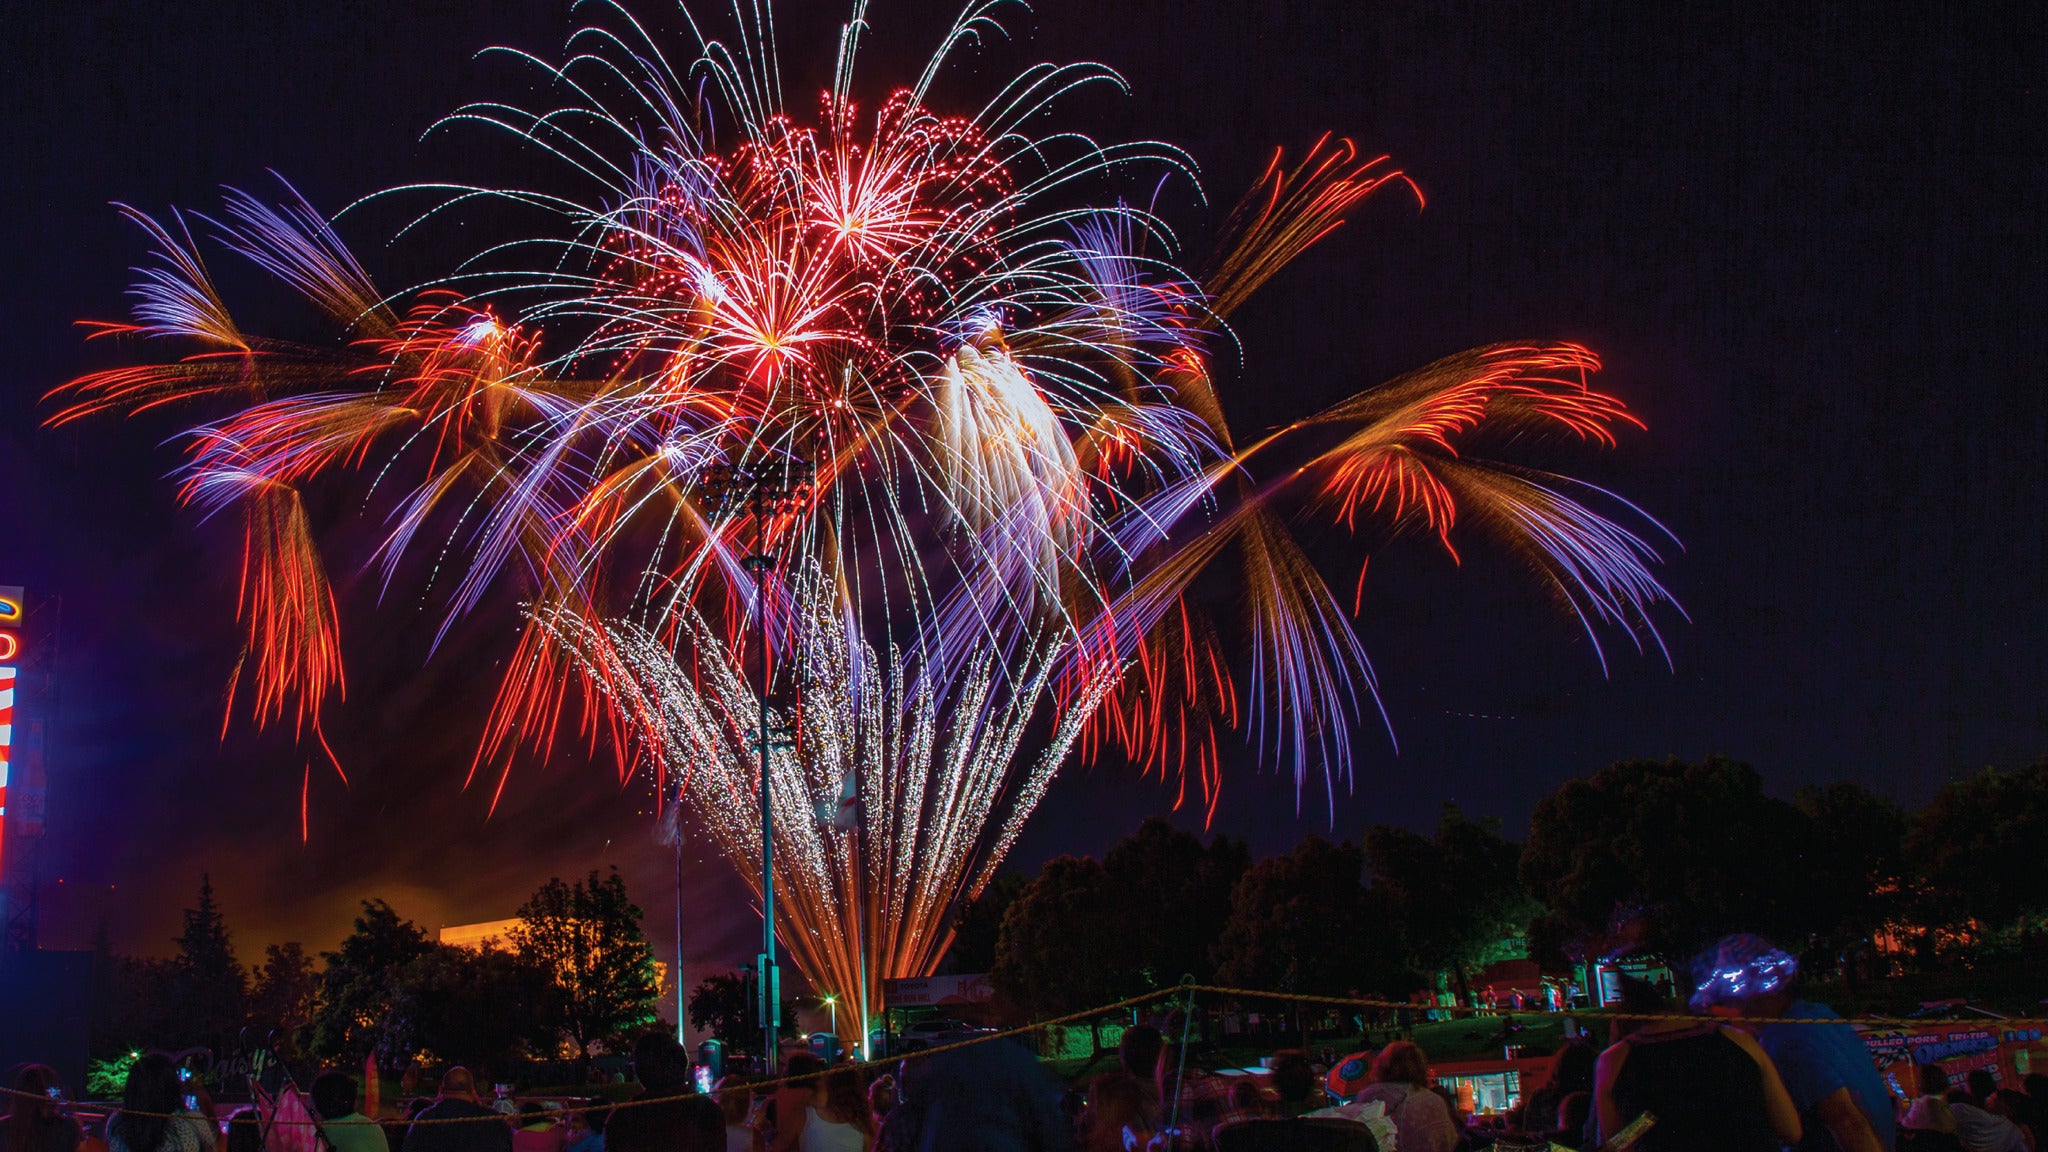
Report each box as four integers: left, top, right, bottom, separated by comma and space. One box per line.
2, 0, 2043, 997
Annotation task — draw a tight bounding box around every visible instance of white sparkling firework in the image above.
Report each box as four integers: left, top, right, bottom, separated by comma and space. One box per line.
50, 0, 1680, 1036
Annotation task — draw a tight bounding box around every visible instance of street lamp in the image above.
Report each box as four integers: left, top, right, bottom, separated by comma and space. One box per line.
822, 993, 838, 1038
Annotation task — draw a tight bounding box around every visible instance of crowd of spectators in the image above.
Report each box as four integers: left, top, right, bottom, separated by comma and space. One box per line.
11, 939, 2047, 1152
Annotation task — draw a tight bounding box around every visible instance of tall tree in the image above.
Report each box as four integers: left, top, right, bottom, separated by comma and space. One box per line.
304, 899, 434, 1062
100, 956, 182, 1054
1214, 836, 1411, 997
89, 920, 126, 1058
989, 820, 1249, 1028
989, 855, 1126, 1024
172, 874, 249, 1049
1103, 819, 1250, 988
687, 971, 796, 1059
383, 943, 550, 1074
510, 868, 662, 1075
688, 972, 752, 1054
943, 873, 1028, 974
1367, 804, 1538, 998
1521, 756, 1807, 966
1794, 782, 1907, 978
1906, 759, 2048, 929
250, 942, 320, 1053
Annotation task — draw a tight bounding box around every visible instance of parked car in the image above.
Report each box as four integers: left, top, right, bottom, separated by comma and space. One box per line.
897, 1018, 995, 1053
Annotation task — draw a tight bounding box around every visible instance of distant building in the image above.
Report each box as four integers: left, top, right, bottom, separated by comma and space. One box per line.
1579, 950, 1675, 1007
439, 918, 668, 989
440, 919, 524, 950
1470, 959, 1574, 1011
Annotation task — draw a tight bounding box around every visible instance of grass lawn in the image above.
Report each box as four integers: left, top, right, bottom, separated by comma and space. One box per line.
1409, 1013, 1568, 1062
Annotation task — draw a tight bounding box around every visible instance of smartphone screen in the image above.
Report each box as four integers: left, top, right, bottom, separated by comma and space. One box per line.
45, 1087, 63, 1101
693, 1066, 713, 1094
184, 1095, 199, 1112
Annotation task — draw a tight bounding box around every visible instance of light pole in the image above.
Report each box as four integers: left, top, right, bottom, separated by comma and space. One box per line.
822, 993, 838, 1040
694, 457, 812, 1071
688, 819, 696, 1045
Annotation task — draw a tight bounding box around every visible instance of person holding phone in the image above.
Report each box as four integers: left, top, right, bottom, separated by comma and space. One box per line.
107, 1055, 215, 1152
605, 1036, 721, 1152
6, 1065, 84, 1152
221, 1112, 262, 1152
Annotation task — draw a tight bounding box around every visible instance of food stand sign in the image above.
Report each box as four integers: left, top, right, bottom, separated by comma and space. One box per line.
881, 973, 992, 1007
1862, 1023, 2034, 1099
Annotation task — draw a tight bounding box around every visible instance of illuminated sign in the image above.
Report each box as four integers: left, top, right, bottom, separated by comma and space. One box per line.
0, 585, 19, 874
0, 667, 10, 798
0, 585, 18, 665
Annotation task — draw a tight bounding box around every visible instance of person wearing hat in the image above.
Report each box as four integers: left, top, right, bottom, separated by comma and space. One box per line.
1592, 975, 1800, 1151
1692, 934, 1893, 1152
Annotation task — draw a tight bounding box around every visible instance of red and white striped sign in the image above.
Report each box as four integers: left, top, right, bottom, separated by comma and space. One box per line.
0, 584, 22, 874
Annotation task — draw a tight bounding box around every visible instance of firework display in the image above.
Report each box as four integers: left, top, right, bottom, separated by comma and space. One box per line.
49, 0, 1676, 1037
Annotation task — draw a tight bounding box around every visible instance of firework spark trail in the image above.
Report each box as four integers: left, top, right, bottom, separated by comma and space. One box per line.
534, 561, 1103, 1020
47, 0, 1681, 1034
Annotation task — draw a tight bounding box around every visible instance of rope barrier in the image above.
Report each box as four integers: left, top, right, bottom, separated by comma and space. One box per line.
1177, 983, 2048, 1028
10, 980, 2039, 1122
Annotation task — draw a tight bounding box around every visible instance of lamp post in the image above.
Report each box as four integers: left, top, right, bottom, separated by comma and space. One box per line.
822, 993, 838, 1039
693, 457, 812, 1070
673, 830, 686, 1045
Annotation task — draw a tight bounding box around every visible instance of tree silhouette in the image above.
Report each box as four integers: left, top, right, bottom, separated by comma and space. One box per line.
1103, 819, 1249, 988
304, 898, 433, 1062
990, 819, 1249, 1035
990, 855, 1125, 1025
510, 868, 661, 1077
944, 873, 1027, 974
250, 942, 319, 1053
688, 971, 796, 1059
171, 873, 248, 1049
1214, 836, 1411, 997
383, 943, 549, 1074
1367, 803, 1537, 1000
1521, 756, 1807, 966
1907, 759, 2048, 930
1794, 782, 1906, 980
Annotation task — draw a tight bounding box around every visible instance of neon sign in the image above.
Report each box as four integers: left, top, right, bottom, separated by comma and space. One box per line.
0, 585, 18, 875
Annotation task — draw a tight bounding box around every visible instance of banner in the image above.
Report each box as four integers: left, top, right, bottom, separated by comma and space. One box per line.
881, 973, 992, 1007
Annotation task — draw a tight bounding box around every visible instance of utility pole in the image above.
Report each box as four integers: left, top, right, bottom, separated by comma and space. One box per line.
694, 458, 811, 1070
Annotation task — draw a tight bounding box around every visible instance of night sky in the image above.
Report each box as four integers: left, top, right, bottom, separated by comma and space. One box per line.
2, 0, 2043, 995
